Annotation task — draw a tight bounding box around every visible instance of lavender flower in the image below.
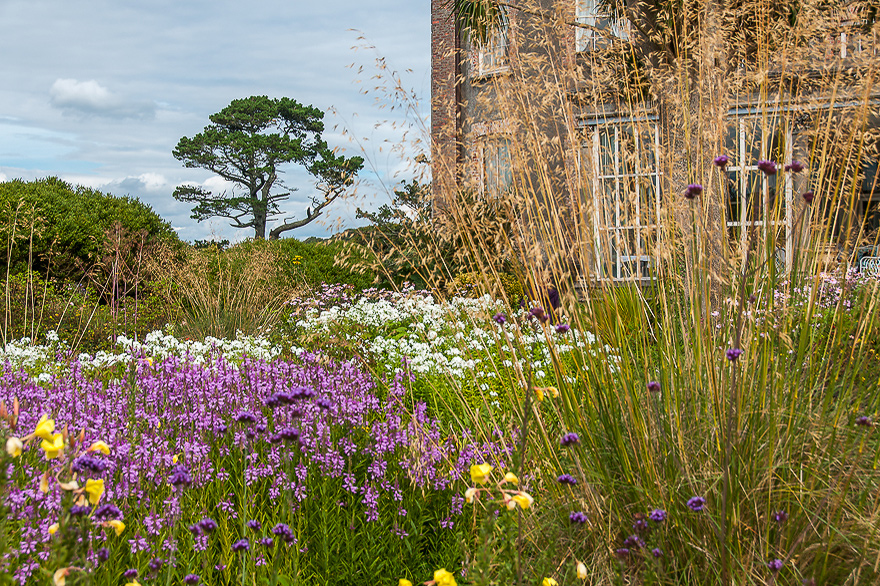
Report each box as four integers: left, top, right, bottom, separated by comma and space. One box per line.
560, 432, 580, 446
557, 473, 578, 485
69, 505, 91, 517
757, 160, 777, 175
784, 160, 805, 173
569, 511, 588, 524
647, 381, 661, 393
767, 559, 784, 572
684, 184, 703, 199
231, 538, 250, 552
802, 190, 814, 203
259, 537, 274, 547
713, 155, 729, 168
648, 508, 667, 523
198, 518, 218, 533
123, 569, 138, 579
168, 464, 192, 487
726, 348, 743, 362
246, 520, 261, 531
772, 510, 788, 523
272, 523, 295, 543
687, 496, 706, 512
555, 323, 570, 334
183, 575, 200, 585
493, 312, 507, 325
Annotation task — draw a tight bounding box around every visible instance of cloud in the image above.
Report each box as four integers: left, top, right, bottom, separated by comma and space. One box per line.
49, 78, 156, 119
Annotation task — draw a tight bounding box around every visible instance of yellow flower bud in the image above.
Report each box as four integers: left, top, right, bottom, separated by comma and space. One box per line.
106, 519, 125, 536
87, 441, 110, 455
5, 437, 22, 457
48, 523, 59, 536
503, 472, 519, 485
85, 478, 104, 505
542, 578, 558, 586
576, 561, 587, 580
34, 414, 55, 441
469, 463, 493, 485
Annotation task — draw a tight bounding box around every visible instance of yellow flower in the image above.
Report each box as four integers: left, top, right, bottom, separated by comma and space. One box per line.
41, 433, 64, 459
53, 568, 69, 586
106, 519, 125, 536
503, 472, 519, 485
469, 463, 493, 485
399, 580, 413, 586
576, 561, 587, 580
534, 387, 545, 402
464, 487, 478, 504
87, 441, 110, 455
511, 491, 534, 510
5, 436, 22, 457
433, 568, 457, 586
85, 478, 104, 505
34, 414, 55, 441
542, 578, 558, 586
172, 453, 180, 464
545, 386, 559, 399
125, 581, 141, 586
48, 522, 59, 535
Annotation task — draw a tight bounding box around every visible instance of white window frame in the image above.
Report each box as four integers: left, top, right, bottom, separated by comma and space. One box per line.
575, 0, 629, 52
474, 24, 509, 77
476, 135, 513, 198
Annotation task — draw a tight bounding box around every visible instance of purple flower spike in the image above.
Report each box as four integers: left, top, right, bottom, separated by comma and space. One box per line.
757, 160, 777, 175
569, 511, 588, 524
652, 547, 663, 558
687, 496, 706, 512
684, 184, 703, 199
557, 473, 578, 485
493, 312, 507, 325
767, 559, 784, 572
713, 155, 729, 168
802, 190, 815, 204
856, 416, 873, 427
726, 348, 743, 362
231, 538, 250, 552
560, 432, 580, 446
184, 575, 200, 585
648, 508, 667, 522
772, 510, 789, 523
555, 323, 570, 334
647, 381, 661, 393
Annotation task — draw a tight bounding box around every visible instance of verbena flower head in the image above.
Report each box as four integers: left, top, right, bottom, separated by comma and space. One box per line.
569, 511, 588, 524
652, 548, 663, 558
757, 160, 777, 175
70, 505, 91, 517
687, 496, 706, 512
493, 312, 506, 325
772, 510, 789, 523
234, 411, 256, 424
560, 432, 580, 446
231, 538, 249, 552
614, 548, 630, 559
632, 518, 648, 532
767, 559, 784, 572
555, 323, 570, 334
183, 575, 200, 585
647, 381, 661, 393
123, 569, 138, 579
96, 547, 110, 562
279, 427, 300, 442
259, 537, 274, 547
623, 534, 645, 549
726, 348, 743, 362
713, 155, 729, 168
93, 503, 122, 520
168, 465, 192, 487
272, 523, 295, 543
556, 474, 577, 486
784, 160, 805, 172
316, 397, 332, 410
72, 454, 108, 475
148, 558, 164, 571
648, 508, 667, 522
198, 518, 217, 533
529, 306, 548, 323
246, 520, 261, 531
802, 190, 815, 204
684, 184, 703, 199
856, 416, 873, 427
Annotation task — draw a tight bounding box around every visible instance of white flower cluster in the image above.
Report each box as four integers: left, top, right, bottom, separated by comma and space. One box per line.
292, 291, 602, 382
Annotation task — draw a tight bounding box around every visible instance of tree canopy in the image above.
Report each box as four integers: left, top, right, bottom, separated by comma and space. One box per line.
173, 96, 364, 240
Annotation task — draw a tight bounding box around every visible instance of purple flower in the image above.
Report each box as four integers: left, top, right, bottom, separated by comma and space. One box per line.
555, 323, 570, 334
272, 523, 295, 543
246, 520, 261, 531
316, 398, 332, 411
183, 575, 200, 585
767, 559, 784, 572
279, 427, 300, 442
757, 160, 777, 175
231, 538, 250, 552
557, 473, 578, 485
72, 453, 108, 475
493, 312, 506, 325
234, 411, 256, 424
93, 503, 122, 520
684, 184, 703, 199
187, 524, 201, 536
772, 510, 788, 523
623, 534, 645, 550
168, 464, 192, 487
632, 518, 648, 532
647, 381, 661, 393
687, 496, 706, 512
784, 160, 805, 173
614, 548, 630, 559
149, 558, 164, 571
259, 537, 274, 547
856, 416, 873, 427
726, 348, 743, 362
569, 511, 588, 524
714, 155, 729, 168
560, 432, 580, 446
69, 505, 91, 517
198, 518, 217, 533
802, 190, 814, 204
652, 547, 663, 558
529, 305, 549, 323
123, 569, 138, 579
96, 547, 110, 563
648, 508, 667, 522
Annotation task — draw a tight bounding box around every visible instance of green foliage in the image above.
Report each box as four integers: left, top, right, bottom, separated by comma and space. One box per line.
269, 237, 376, 292
0, 177, 179, 281
447, 271, 524, 306
173, 96, 364, 240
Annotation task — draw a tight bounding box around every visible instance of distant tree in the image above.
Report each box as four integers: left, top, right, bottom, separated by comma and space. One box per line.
173, 96, 364, 240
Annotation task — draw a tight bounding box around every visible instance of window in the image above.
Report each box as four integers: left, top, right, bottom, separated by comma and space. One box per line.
477, 136, 513, 197
474, 24, 509, 76
576, 0, 629, 52
582, 121, 661, 280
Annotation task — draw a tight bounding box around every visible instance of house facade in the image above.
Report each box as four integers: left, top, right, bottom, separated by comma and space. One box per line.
430, 0, 880, 282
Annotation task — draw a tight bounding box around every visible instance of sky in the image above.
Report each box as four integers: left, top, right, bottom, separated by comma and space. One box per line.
0, 0, 430, 242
